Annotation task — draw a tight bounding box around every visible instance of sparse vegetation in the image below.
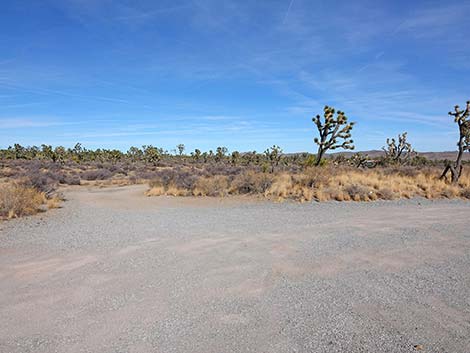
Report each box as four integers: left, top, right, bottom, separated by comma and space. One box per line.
143, 165, 470, 202
1, 103, 470, 219
1, 138, 470, 211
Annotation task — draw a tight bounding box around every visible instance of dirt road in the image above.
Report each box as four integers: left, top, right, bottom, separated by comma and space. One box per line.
1, 185, 469, 353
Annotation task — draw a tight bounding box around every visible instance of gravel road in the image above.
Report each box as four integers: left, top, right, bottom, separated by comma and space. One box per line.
1, 185, 469, 353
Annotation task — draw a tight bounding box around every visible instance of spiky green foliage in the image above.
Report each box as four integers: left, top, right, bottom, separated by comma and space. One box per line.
349, 153, 366, 168
215, 146, 228, 162
264, 145, 283, 173
176, 144, 185, 156
312, 106, 355, 166
382, 132, 415, 164
192, 149, 202, 161
142, 145, 162, 166
54, 146, 66, 164
39, 145, 56, 162
127, 146, 144, 163
441, 101, 470, 183
231, 151, 240, 166
71, 143, 84, 163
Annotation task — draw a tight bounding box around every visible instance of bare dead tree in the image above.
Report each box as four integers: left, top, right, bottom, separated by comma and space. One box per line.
313, 106, 355, 166
440, 101, 470, 183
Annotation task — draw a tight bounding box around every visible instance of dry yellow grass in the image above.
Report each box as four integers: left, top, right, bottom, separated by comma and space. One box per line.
46, 195, 62, 209
0, 183, 47, 219
145, 166, 470, 202
145, 185, 166, 197
266, 168, 470, 202
193, 176, 230, 197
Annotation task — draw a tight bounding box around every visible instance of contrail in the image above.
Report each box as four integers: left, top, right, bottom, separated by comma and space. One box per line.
282, 0, 295, 24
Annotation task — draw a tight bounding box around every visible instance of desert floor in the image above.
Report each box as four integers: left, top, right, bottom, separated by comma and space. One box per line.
1, 185, 469, 353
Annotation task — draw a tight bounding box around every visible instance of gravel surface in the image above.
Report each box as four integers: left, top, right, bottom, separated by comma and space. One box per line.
1, 185, 469, 353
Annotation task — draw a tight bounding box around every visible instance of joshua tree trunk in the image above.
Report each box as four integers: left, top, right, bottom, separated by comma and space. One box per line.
440, 135, 465, 183
315, 145, 326, 166
440, 101, 469, 183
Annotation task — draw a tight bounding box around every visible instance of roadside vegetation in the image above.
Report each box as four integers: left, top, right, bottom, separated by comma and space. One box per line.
0, 182, 61, 220
1, 103, 469, 218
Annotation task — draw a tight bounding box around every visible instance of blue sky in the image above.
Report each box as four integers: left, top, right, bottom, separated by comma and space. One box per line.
1, 0, 469, 153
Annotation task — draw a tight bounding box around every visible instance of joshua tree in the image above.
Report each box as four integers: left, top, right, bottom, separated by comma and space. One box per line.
40, 144, 56, 162
215, 146, 228, 162
243, 151, 258, 165
54, 146, 67, 164
351, 153, 366, 168
440, 101, 470, 183
231, 151, 240, 166
13, 143, 27, 159
142, 145, 161, 166
382, 132, 415, 164
264, 145, 283, 173
108, 149, 124, 164
192, 148, 202, 162
313, 106, 355, 166
176, 144, 185, 156
127, 146, 143, 163
71, 143, 85, 163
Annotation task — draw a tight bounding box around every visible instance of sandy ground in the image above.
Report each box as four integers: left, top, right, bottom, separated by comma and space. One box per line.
1, 185, 469, 353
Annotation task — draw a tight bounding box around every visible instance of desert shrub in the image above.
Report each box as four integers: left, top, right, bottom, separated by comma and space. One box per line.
440, 188, 458, 199
204, 164, 242, 176
265, 174, 293, 200
194, 175, 229, 196
293, 167, 330, 188
149, 168, 199, 191
0, 166, 15, 178
108, 164, 126, 174
384, 166, 420, 178
302, 154, 317, 168
376, 187, 395, 200
59, 174, 81, 185
460, 188, 470, 199
230, 171, 274, 194
26, 174, 56, 195
0, 183, 45, 219
129, 176, 137, 184
343, 184, 372, 201
81, 169, 113, 181
18, 169, 58, 196
47, 195, 62, 209
135, 170, 159, 180
409, 155, 430, 167
149, 169, 178, 189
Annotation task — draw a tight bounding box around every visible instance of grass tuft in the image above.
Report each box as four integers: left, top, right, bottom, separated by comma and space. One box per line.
0, 183, 46, 219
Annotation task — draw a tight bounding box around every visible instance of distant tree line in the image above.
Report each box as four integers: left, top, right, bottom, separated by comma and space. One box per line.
1, 102, 468, 180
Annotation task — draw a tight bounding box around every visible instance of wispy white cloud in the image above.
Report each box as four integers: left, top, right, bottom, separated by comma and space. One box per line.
0, 118, 78, 129
282, 0, 295, 24
114, 3, 193, 22
0, 80, 146, 106
397, 3, 470, 39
